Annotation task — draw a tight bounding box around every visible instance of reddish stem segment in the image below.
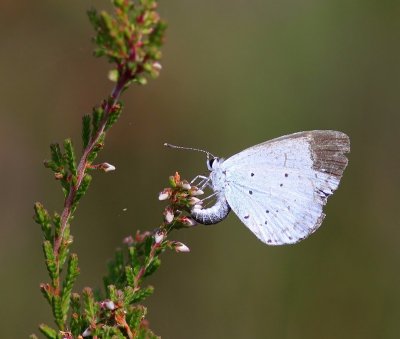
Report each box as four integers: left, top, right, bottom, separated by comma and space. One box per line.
52, 71, 130, 292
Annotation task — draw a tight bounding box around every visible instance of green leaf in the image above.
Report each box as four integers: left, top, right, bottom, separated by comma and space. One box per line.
43, 241, 57, 284
58, 225, 71, 270
64, 138, 77, 176
70, 293, 83, 337
82, 115, 91, 149
38, 324, 58, 339
50, 143, 63, 166
107, 284, 118, 301
125, 305, 147, 332
92, 106, 104, 135
52, 213, 62, 239
105, 101, 123, 130
125, 266, 135, 286
34, 202, 52, 241
52, 294, 64, 330
61, 254, 80, 321
128, 246, 139, 268
74, 174, 92, 207
144, 257, 161, 277
82, 287, 98, 322
124, 285, 154, 305
87, 132, 105, 163
40, 283, 53, 306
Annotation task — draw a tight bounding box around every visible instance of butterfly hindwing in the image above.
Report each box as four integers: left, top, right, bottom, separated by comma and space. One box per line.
221, 130, 350, 245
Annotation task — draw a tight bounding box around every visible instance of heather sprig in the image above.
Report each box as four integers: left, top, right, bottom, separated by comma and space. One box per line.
31, 0, 187, 337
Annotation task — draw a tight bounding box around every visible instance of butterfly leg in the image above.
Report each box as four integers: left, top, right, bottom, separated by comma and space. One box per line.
190, 175, 211, 190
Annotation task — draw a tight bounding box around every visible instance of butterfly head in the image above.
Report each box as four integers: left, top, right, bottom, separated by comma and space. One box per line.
207, 157, 221, 171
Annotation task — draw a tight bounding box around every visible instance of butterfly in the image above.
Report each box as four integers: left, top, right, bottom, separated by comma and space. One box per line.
167, 130, 350, 245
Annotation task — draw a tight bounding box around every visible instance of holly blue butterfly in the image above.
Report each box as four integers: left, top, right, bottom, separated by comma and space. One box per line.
166, 130, 350, 245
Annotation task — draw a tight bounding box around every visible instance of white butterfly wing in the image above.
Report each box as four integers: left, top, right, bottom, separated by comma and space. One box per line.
220, 130, 350, 245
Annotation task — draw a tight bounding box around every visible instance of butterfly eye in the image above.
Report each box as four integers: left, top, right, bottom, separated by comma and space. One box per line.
207, 158, 218, 171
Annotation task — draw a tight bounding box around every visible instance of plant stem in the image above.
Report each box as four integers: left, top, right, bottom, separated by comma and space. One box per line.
53, 70, 130, 292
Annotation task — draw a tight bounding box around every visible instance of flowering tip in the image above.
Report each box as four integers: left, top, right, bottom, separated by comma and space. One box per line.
169, 172, 181, 188
164, 207, 174, 224
174, 242, 190, 253
158, 188, 172, 201
155, 229, 166, 244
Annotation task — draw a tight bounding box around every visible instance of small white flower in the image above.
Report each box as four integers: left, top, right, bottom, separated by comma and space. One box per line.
174, 242, 190, 253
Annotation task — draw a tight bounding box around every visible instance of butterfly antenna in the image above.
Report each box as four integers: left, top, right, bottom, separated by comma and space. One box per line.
164, 143, 215, 159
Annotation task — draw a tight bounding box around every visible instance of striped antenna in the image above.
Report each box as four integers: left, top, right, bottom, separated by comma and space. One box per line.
164, 143, 215, 159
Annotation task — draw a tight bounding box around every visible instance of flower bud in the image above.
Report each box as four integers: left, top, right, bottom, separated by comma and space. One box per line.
174, 242, 190, 253
82, 328, 92, 337
123, 235, 134, 245
179, 180, 191, 190
158, 188, 172, 201
103, 163, 116, 172
179, 216, 197, 226
104, 300, 115, 310
189, 197, 202, 205
164, 207, 174, 224
155, 230, 165, 244
153, 62, 162, 71
190, 187, 204, 196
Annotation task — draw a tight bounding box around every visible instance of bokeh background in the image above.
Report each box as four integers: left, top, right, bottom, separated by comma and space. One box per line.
1, 0, 400, 338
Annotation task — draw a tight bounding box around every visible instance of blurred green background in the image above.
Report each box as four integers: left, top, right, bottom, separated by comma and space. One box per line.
1, 0, 400, 338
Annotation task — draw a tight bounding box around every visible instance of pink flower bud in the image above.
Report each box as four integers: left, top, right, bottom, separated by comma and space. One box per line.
82, 328, 92, 337
174, 242, 190, 253
153, 62, 162, 71
180, 216, 197, 226
158, 188, 172, 200
189, 197, 201, 205
101, 162, 116, 172
155, 230, 165, 244
180, 180, 191, 190
104, 300, 115, 310
190, 187, 204, 196
164, 207, 174, 224
123, 235, 134, 245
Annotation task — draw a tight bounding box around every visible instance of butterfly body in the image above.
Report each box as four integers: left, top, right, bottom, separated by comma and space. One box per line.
190, 130, 350, 245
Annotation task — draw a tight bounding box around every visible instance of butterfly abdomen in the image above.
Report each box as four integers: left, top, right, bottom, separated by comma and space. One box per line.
191, 193, 231, 225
